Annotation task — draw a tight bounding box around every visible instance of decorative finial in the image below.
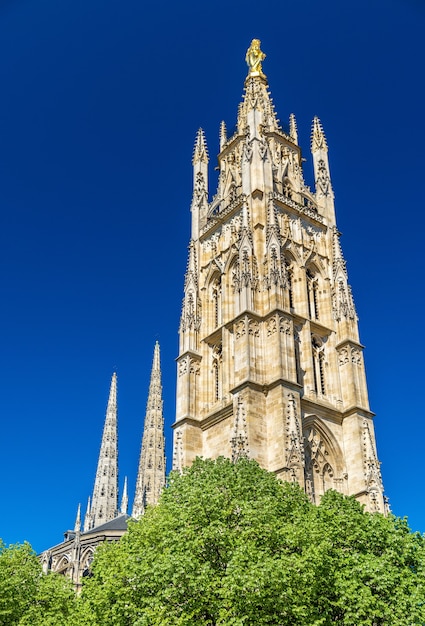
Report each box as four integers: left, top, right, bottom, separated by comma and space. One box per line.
311, 116, 328, 152
74, 503, 81, 533
245, 39, 266, 80
192, 128, 209, 165
219, 121, 227, 150
289, 113, 298, 144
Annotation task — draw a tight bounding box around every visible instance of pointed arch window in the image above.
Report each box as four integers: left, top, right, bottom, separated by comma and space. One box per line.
312, 335, 326, 396
294, 326, 302, 385
284, 258, 294, 310
212, 343, 222, 402
212, 281, 221, 328
307, 269, 319, 320
304, 426, 339, 504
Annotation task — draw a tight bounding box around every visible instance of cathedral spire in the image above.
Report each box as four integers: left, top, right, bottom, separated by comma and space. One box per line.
120, 476, 128, 515
83, 496, 90, 532
88, 373, 119, 530
311, 116, 328, 152
238, 39, 279, 138
191, 129, 209, 239
74, 504, 81, 533
289, 113, 298, 144
192, 128, 209, 165
219, 120, 227, 150
311, 116, 335, 224
132, 343, 166, 518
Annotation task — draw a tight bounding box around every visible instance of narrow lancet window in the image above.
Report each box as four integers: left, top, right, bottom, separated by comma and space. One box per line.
307, 269, 319, 320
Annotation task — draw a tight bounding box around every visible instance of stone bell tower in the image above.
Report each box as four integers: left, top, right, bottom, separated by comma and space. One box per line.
173, 40, 385, 513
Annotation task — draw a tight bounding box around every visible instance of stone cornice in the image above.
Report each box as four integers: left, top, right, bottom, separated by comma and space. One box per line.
272, 191, 325, 226
335, 338, 365, 351
176, 349, 202, 363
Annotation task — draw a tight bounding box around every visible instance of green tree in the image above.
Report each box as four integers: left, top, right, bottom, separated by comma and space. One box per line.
77, 457, 425, 625
18, 569, 76, 626
0, 541, 39, 625
0, 540, 76, 626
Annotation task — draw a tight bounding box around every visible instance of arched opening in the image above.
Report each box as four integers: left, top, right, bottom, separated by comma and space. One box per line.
303, 419, 344, 504
312, 335, 326, 396
306, 268, 319, 320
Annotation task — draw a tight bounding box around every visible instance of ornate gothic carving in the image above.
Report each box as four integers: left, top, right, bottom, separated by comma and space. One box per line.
316, 158, 330, 196
284, 393, 304, 481
304, 425, 341, 503
189, 357, 201, 375
362, 420, 383, 512
279, 315, 291, 334
351, 347, 362, 365
173, 429, 184, 473
174, 42, 386, 514
235, 319, 246, 340
248, 319, 259, 337
337, 347, 349, 366
266, 317, 277, 336
231, 397, 249, 462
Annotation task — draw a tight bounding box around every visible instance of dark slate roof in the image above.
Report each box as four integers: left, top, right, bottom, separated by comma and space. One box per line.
83, 514, 130, 534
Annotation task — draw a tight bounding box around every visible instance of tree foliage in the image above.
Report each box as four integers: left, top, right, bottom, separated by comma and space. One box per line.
0, 540, 76, 626
76, 457, 425, 625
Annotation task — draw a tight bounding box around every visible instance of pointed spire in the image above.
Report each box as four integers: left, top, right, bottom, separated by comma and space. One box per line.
237, 41, 280, 137
120, 476, 128, 515
311, 116, 335, 223
191, 129, 209, 239
363, 420, 384, 512
107, 371, 117, 410
289, 113, 298, 144
88, 374, 119, 530
74, 504, 81, 533
311, 116, 328, 152
219, 120, 227, 150
132, 343, 166, 518
332, 227, 346, 276
184, 239, 198, 291
285, 393, 303, 468
231, 396, 249, 462
83, 496, 91, 532
192, 128, 209, 164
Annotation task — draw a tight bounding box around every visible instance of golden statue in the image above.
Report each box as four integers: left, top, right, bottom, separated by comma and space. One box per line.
245, 39, 266, 79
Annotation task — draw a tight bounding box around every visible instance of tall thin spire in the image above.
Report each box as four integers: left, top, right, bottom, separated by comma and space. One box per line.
74, 504, 81, 533
120, 476, 128, 515
289, 113, 298, 144
311, 116, 335, 224
191, 128, 209, 240
192, 128, 209, 165
132, 343, 166, 518
219, 120, 227, 150
83, 496, 91, 532
311, 116, 328, 152
88, 373, 119, 529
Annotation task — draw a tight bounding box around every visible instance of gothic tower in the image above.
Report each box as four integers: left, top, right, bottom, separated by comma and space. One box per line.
132, 342, 166, 517
174, 40, 385, 513
84, 373, 119, 530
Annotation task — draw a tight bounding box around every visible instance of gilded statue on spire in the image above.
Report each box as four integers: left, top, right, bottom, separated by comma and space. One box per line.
245, 39, 266, 80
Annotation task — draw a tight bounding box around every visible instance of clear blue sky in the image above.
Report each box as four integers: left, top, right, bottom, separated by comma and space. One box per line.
0, 0, 424, 553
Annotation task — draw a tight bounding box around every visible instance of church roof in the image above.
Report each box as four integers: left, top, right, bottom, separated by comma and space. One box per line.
82, 513, 130, 534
